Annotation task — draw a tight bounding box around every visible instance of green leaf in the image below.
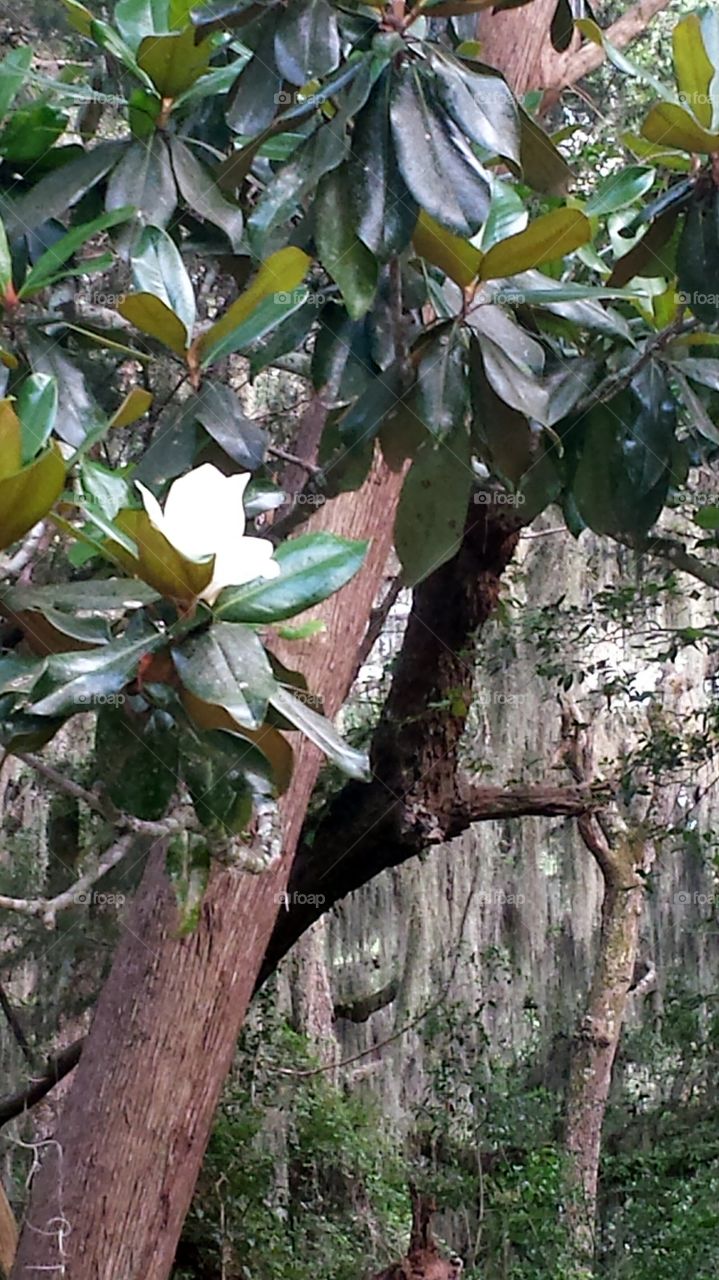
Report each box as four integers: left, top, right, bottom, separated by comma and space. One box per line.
2, 579, 158, 614
673, 13, 715, 130
0, 216, 11, 297
431, 52, 520, 163
226, 21, 283, 135
199, 247, 311, 365
315, 165, 378, 320
130, 225, 196, 335
179, 730, 257, 833
137, 27, 212, 98
246, 57, 374, 248
0, 103, 66, 164
0, 443, 65, 551
479, 208, 591, 279
390, 61, 491, 237
106, 136, 177, 231
641, 102, 719, 153
173, 622, 277, 730
214, 532, 368, 624
469, 337, 536, 484
28, 630, 165, 717
0, 47, 32, 120
516, 107, 572, 196
411, 329, 468, 438
268, 683, 370, 781
468, 305, 549, 423
395, 424, 473, 586
166, 830, 210, 933
349, 67, 417, 262
80, 459, 132, 520
489, 271, 633, 340
480, 176, 527, 251
576, 18, 673, 101
193, 381, 267, 470
2, 142, 125, 239
675, 357, 719, 393
169, 137, 244, 252
25, 331, 101, 447
274, 0, 340, 86
607, 206, 682, 288
16, 374, 58, 462
95, 702, 178, 821
584, 166, 656, 217
115, 0, 170, 49
695, 505, 719, 530
671, 368, 719, 445
19, 207, 134, 298
118, 292, 189, 354
312, 303, 376, 404
677, 192, 719, 324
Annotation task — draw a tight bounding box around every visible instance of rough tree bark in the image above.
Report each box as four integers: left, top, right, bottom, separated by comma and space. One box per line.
10, 2, 671, 1275
561, 708, 667, 1269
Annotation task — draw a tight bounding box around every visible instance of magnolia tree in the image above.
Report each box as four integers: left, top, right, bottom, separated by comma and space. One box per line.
1, 0, 719, 1275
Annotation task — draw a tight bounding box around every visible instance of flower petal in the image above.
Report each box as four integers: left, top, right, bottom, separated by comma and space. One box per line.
136, 480, 168, 534
163, 464, 250, 560
202, 535, 279, 604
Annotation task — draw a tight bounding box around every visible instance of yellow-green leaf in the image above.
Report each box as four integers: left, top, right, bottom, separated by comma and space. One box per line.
137, 28, 212, 99
413, 209, 482, 288
197, 247, 310, 360
62, 0, 94, 36
621, 131, 692, 172
0, 443, 65, 551
117, 293, 189, 355
0, 399, 21, 479
114, 509, 214, 604
641, 102, 719, 154
479, 208, 591, 280
673, 14, 714, 130
109, 387, 154, 430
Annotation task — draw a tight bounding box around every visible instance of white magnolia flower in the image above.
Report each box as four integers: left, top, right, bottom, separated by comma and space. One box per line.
136, 464, 280, 605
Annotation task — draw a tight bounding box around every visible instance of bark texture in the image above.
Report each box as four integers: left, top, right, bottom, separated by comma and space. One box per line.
10, 457, 403, 1280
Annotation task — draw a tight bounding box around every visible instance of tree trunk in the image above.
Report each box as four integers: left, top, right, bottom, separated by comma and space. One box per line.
564, 841, 646, 1269
10, 457, 403, 1280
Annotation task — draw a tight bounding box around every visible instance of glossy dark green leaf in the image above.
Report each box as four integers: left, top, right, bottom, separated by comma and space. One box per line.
490, 270, 633, 340
314, 165, 378, 320
2, 579, 158, 614
677, 191, 719, 325
19, 207, 134, 298
312, 302, 376, 404
25, 332, 101, 447
571, 368, 676, 537
134, 397, 200, 487
268, 683, 370, 780
550, 0, 574, 51
395, 423, 473, 586
247, 296, 318, 377
95, 702, 178, 821
200, 287, 309, 366
80, 460, 132, 520
349, 67, 417, 262
215, 532, 368, 623
274, 0, 340, 86
29, 630, 165, 717
16, 373, 58, 462
169, 137, 244, 252
468, 305, 550, 423
338, 360, 405, 450
193, 381, 267, 470
675, 358, 719, 393
431, 53, 520, 163
105, 136, 177, 230
173, 622, 277, 730
130, 224, 196, 335
607, 206, 681, 287
411, 329, 468, 439
3, 142, 125, 239
469, 335, 536, 484
167, 829, 210, 933
226, 22, 283, 135
191, 0, 264, 37
247, 57, 374, 248
390, 61, 490, 237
